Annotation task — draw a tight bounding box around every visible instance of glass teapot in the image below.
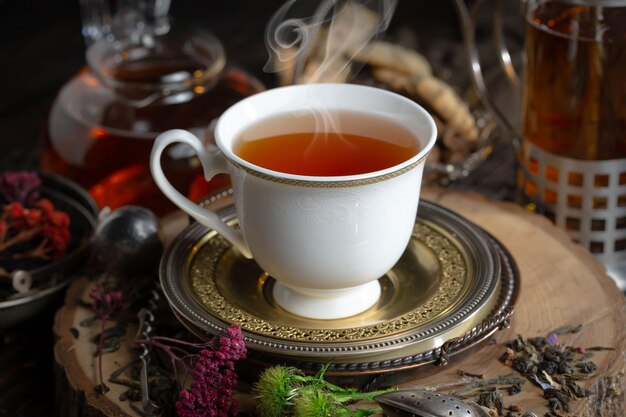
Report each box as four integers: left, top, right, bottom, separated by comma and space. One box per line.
41, 0, 263, 215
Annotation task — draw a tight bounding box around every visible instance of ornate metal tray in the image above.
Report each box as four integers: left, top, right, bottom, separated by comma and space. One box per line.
160, 193, 518, 374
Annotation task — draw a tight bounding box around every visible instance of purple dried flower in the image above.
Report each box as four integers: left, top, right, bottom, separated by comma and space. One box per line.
89, 284, 124, 320
546, 332, 558, 346
0, 171, 41, 206
176, 325, 246, 417
89, 282, 125, 396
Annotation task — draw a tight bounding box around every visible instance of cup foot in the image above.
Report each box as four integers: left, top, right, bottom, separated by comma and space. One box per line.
272, 280, 381, 320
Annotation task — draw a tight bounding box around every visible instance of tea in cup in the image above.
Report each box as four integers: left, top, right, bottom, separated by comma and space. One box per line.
151, 84, 437, 319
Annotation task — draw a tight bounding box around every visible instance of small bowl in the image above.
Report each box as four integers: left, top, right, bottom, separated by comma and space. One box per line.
0, 172, 99, 328
0, 279, 72, 329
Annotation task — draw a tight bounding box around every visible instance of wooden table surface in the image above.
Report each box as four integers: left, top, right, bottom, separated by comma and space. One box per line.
52, 189, 626, 416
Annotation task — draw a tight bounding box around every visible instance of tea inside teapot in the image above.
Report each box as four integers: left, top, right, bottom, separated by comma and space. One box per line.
41, 0, 263, 215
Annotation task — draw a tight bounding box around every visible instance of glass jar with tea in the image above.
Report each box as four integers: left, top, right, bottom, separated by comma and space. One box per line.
41, 0, 263, 216
457, 0, 626, 288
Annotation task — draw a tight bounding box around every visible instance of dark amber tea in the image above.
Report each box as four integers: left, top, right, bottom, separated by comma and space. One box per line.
523, 3, 626, 160
42, 66, 261, 216
233, 110, 420, 176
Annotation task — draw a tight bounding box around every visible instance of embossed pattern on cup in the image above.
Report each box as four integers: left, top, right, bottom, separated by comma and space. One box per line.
151, 84, 437, 319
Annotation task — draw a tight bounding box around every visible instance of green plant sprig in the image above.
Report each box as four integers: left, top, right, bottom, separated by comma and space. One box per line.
254, 364, 396, 417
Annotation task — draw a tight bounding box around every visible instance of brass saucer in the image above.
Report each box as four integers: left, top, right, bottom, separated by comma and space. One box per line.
160, 193, 518, 371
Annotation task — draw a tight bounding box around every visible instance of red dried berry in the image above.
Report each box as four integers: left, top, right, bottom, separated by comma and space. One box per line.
35, 198, 54, 215
24, 208, 42, 227
49, 211, 70, 228
5, 202, 25, 219
0, 176, 74, 265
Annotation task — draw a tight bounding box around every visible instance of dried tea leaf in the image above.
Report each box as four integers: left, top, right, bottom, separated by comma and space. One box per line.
577, 361, 598, 374
552, 324, 582, 335
95, 383, 110, 394
94, 335, 121, 355
80, 315, 97, 327
538, 360, 558, 375
541, 371, 562, 391
476, 389, 504, 416
545, 389, 572, 412
561, 377, 590, 399
529, 374, 553, 391
70, 327, 80, 339
90, 322, 126, 343
507, 383, 523, 396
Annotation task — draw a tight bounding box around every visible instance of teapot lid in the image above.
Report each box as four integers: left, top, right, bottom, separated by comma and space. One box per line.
85, 25, 226, 104
80, 0, 226, 104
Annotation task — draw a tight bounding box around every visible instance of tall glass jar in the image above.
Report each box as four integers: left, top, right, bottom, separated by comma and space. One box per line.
456, 0, 626, 288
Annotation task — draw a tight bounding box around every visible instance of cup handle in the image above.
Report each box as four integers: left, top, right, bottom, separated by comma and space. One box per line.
150, 129, 252, 258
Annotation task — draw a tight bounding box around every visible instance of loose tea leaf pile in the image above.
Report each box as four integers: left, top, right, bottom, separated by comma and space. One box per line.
499, 325, 611, 415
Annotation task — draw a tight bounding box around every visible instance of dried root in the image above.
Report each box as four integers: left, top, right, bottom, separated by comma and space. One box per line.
350, 40, 432, 77
270, 1, 481, 174
370, 42, 478, 140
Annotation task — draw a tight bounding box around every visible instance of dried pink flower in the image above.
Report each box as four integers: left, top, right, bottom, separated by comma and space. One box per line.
89, 283, 125, 394
0, 171, 41, 205
175, 325, 247, 417
89, 284, 124, 320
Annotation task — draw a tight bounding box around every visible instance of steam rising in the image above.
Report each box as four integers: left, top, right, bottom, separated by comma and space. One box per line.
264, 0, 397, 84
262, 0, 399, 153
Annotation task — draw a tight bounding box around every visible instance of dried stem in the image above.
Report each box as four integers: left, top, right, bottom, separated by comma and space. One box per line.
0, 227, 41, 252
11, 238, 50, 261
96, 316, 111, 393
457, 369, 485, 379
135, 336, 216, 389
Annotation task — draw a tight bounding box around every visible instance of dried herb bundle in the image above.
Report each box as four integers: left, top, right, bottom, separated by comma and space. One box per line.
0, 171, 71, 283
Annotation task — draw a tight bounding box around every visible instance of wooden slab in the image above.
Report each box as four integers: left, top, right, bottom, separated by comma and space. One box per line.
53, 188, 626, 416
417, 188, 626, 416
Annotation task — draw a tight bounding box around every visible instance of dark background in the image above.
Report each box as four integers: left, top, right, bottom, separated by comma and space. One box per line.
0, 1, 520, 415
0, 0, 521, 170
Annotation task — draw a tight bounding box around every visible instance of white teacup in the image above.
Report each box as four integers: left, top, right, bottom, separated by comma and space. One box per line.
151, 84, 436, 319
